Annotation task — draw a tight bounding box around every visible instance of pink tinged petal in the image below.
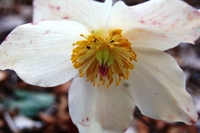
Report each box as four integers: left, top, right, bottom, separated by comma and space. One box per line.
0, 20, 89, 87
33, 0, 71, 21
126, 47, 198, 124
69, 76, 135, 133
108, 0, 200, 51
33, 0, 112, 31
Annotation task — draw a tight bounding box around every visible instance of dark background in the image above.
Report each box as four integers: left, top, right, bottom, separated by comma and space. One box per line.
0, 0, 200, 133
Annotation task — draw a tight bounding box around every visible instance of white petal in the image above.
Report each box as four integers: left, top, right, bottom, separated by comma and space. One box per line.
0, 20, 89, 87
33, 0, 112, 31
69, 76, 135, 133
108, 0, 200, 51
125, 47, 198, 124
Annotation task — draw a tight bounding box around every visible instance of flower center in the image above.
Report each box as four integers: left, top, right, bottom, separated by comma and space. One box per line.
71, 29, 137, 87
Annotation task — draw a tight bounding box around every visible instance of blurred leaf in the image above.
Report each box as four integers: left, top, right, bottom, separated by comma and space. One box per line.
3, 89, 55, 117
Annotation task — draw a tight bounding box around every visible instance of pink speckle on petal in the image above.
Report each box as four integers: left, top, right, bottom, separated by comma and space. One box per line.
79, 118, 89, 127
193, 10, 200, 16
79, 122, 87, 127
187, 108, 190, 112
163, 15, 168, 19
56, 6, 60, 10
4, 37, 8, 42
44, 30, 50, 35
187, 14, 194, 21
31, 22, 37, 25
152, 21, 157, 25
3, 51, 8, 56
63, 16, 69, 19
168, 114, 175, 120
140, 20, 145, 24
159, 35, 167, 38
49, 5, 55, 9
190, 118, 196, 124
48, 5, 61, 11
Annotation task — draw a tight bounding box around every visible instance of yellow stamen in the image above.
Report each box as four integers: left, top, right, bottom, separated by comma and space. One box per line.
71, 29, 137, 87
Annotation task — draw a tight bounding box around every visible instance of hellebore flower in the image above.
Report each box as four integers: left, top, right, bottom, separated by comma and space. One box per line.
1, 0, 200, 132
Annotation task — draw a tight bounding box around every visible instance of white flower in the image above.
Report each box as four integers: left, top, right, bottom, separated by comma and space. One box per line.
0, 0, 200, 132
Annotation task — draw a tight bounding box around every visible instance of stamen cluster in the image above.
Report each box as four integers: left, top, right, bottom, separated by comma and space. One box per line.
71, 29, 137, 87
